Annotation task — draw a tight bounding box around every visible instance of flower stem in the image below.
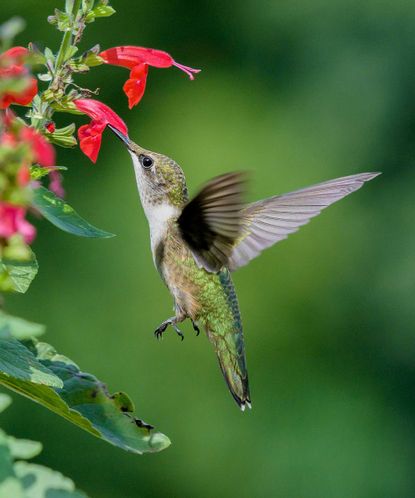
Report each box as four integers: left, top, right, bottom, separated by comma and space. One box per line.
54, 0, 82, 71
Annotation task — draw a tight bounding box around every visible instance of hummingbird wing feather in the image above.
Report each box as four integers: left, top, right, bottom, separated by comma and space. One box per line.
178, 172, 247, 273
228, 172, 380, 271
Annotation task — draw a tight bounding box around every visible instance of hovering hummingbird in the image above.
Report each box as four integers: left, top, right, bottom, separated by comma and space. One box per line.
109, 125, 379, 410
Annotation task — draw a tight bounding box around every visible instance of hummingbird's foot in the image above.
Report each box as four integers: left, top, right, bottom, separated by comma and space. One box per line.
154, 317, 185, 341
172, 324, 184, 341
191, 320, 200, 336
154, 318, 174, 340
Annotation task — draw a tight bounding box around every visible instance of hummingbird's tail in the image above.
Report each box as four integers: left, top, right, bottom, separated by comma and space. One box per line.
215, 340, 251, 411
205, 270, 251, 411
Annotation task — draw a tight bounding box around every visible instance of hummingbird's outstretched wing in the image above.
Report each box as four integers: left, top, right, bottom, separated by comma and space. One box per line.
228, 172, 380, 271
178, 172, 247, 273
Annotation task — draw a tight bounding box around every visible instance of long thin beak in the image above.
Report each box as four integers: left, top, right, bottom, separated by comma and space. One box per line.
108, 124, 131, 149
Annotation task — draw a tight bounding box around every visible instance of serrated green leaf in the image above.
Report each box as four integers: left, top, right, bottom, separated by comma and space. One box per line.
0, 255, 38, 294
32, 186, 115, 238
0, 340, 170, 454
0, 335, 63, 388
0, 312, 45, 340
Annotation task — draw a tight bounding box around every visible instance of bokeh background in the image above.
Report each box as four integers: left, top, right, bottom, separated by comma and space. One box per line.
2, 0, 415, 497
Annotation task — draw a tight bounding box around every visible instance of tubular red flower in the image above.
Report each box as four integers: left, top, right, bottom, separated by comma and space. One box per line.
74, 99, 128, 162
0, 203, 36, 244
99, 46, 200, 107
0, 46, 38, 109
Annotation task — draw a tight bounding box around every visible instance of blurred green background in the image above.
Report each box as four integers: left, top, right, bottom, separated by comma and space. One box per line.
2, 0, 415, 497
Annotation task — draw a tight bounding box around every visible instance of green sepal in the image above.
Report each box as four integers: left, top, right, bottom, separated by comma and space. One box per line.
93, 5, 116, 17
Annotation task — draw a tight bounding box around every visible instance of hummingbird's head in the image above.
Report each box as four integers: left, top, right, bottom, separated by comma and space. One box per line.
109, 126, 189, 210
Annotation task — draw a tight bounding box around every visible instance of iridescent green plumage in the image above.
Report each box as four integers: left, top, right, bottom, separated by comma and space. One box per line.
157, 220, 250, 407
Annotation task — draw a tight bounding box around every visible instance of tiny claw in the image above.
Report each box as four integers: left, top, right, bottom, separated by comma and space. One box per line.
173, 324, 184, 341
154, 322, 168, 340
191, 320, 200, 336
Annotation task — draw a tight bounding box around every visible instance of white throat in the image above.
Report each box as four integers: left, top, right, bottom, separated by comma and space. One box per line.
129, 151, 180, 253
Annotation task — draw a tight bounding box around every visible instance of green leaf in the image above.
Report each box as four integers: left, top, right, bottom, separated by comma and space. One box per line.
0, 430, 23, 498
32, 186, 115, 238
14, 462, 88, 498
0, 255, 38, 294
92, 5, 116, 17
0, 397, 89, 496
6, 437, 42, 460
0, 340, 170, 454
30, 166, 67, 181
0, 395, 11, 414
0, 335, 63, 388
0, 312, 45, 340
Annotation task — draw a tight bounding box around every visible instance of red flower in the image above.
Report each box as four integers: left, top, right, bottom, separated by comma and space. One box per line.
74, 99, 128, 162
20, 126, 55, 167
99, 46, 200, 108
0, 47, 38, 109
0, 203, 35, 244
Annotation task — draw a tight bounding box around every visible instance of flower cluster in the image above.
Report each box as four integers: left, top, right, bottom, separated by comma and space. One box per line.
0, 110, 55, 258
0, 3, 200, 293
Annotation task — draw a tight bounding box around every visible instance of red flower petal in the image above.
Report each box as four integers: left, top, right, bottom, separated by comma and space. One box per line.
77, 120, 106, 163
99, 45, 201, 78
0, 46, 38, 109
0, 203, 36, 244
20, 127, 55, 167
123, 63, 148, 109
1, 47, 29, 61
17, 163, 31, 186
74, 99, 128, 135
74, 99, 128, 162
100, 46, 173, 69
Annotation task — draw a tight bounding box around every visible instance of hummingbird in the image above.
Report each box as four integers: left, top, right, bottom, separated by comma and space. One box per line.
109, 125, 379, 410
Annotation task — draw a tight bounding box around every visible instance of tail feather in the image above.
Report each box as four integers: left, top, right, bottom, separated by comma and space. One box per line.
207, 326, 251, 410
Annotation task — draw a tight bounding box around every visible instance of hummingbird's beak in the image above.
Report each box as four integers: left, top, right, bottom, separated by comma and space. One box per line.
108, 124, 132, 150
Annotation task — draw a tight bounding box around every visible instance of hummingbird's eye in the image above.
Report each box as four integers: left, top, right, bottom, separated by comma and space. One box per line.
139, 154, 153, 169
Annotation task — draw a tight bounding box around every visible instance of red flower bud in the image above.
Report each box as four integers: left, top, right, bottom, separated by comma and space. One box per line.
45, 121, 56, 133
